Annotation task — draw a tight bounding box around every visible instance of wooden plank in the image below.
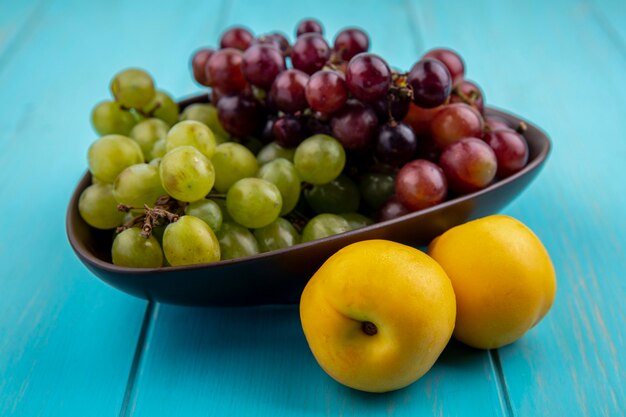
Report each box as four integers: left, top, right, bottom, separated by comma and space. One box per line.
128, 1, 505, 416
0, 0, 224, 415
129, 305, 505, 417
408, 0, 626, 415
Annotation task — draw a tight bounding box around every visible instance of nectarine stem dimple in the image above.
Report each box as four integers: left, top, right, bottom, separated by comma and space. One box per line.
361, 321, 378, 336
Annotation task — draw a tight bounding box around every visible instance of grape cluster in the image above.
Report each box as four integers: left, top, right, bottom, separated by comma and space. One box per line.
79, 19, 531, 268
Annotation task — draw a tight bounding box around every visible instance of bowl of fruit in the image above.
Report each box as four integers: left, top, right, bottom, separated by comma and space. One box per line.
66, 20, 550, 306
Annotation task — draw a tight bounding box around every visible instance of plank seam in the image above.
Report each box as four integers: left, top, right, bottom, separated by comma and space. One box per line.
214, 0, 235, 38
404, 0, 425, 53
0, 0, 48, 72
118, 301, 157, 417
585, 0, 626, 62
490, 349, 515, 417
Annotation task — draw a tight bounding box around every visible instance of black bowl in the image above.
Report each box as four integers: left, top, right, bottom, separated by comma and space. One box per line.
66, 98, 550, 306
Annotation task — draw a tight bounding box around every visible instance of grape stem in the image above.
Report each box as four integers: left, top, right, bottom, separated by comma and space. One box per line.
484, 120, 528, 135
120, 101, 161, 119
451, 85, 481, 109
207, 191, 226, 199
115, 196, 185, 238
327, 49, 345, 67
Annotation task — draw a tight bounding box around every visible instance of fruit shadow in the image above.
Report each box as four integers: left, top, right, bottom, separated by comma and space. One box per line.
338, 339, 488, 407
149, 304, 335, 413
150, 305, 490, 414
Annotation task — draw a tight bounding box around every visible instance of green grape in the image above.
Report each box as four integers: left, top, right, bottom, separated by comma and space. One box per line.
211, 198, 232, 223
294, 134, 346, 185
112, 228, 163, 268
113, 163, 166, 207
301, 213, 351, 242
226, 178, 282, 229
304, 174, 360, 214
162, 215, 220, 266
130, 109, 147, 124
217, 222, 260, 260
257, 141, 296, 165
151, 138, 167, 159
78, 183, 126, 229
110, 68, 156, 109
148, 157, 161, 167
166, 120, 216, 159
257, 158, 301, 216
159, 146, 215, 202
91, 100, 137, 135
212, 142, 259, 193
88, 134, 144, 183
180, 104, 230, 142
253, 218, 301, 252
130, 118, 169, 160
340, 212, 374, 230
185, 199, 223, 232
143, 90, 179, 126
359, 173, 396, 210
123, 209, 143, 225
151, 224, 166, 244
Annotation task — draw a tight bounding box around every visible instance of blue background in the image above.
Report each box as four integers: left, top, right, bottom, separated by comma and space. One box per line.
0, 0, 624, 416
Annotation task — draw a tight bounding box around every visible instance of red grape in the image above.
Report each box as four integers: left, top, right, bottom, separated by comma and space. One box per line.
305, 70, 348, 114
485, 116, 513, 132
415, 138, 441, 162
270, 69, 309, 114
269, 33, 290, 53
210, 88, 225, 105
330, 100, 378, 150
254, 32, 291, 56
291, 33, 330, 75
423, 48, 465, 84
439, 137, 497, 193
403, 102, 443, 137
242, 44, 285, 89
333, 28, 369, 61
191, 48, 214, 87
217, 95, 264, 137
484, 130, 529, 177
450, 80, 485, 114
431, 103, 484, 148
272, 115, 308, 148
373, 90, 412, 122
206, 48, 247, 94
262, 117, 275, 142
252, 33, 290, 56
296, 19, 323, 36
306, 115, 333, 136
377, 195, 411, 222
220, 26, 254, 50
375, 122, 418, 166
395, 160, 447, 211
345, 53, 391, 103
407, 58, 452, 108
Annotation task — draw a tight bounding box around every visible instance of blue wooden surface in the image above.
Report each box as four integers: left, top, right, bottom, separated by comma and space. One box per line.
0, 0, 624, 416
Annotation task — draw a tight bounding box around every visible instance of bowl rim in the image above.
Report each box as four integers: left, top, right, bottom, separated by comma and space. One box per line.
66, 104, 551, 276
